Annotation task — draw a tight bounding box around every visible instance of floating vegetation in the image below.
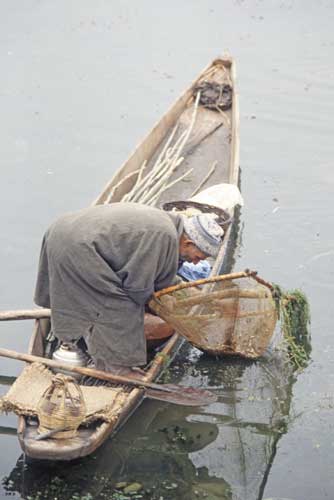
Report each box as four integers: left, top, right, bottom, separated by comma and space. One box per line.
272, 284, 311, 369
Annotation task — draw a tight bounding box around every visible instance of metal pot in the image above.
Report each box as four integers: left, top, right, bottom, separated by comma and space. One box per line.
52, 342, 88, 380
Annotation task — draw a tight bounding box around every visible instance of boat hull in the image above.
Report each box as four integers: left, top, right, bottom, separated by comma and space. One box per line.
19, 56, 240, 460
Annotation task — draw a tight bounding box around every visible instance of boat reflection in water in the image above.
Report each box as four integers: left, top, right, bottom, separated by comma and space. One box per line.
2, 332, 311, 500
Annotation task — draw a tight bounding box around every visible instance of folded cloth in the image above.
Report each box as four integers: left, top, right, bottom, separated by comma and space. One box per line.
178, 260, 211, 282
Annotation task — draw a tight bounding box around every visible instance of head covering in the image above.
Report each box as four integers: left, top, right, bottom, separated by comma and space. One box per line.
182, 213, 224, 257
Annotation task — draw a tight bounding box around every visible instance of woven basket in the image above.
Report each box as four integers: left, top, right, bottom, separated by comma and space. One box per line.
150, 271, 278, 359
37, 373, 86, 439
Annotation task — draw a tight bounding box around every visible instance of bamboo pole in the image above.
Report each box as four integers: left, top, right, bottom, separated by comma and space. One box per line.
0, 347, 175, 392
154, 271, 252, 298
251, 273, 275, 291
0, 309, 51, 321
0, 348, 217, 406
154, 270, 273, 298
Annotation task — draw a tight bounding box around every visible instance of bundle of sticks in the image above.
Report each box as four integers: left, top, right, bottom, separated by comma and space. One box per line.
105, 93, 201, 207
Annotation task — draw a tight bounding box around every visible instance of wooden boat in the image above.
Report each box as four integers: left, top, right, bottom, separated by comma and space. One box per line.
15, 56, 240, 460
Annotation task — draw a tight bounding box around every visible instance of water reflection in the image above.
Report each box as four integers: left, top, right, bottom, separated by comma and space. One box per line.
168, 349, 295, 500
3, 401, 230, 499
2, 339, 310, 500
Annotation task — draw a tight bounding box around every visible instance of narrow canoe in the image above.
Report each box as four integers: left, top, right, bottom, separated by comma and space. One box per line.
18, 56, 240, 460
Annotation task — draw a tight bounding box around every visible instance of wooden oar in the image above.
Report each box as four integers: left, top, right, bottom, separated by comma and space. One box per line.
0, 348, 217, 407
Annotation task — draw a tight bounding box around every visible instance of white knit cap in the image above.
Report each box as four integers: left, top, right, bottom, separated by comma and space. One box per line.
182, 213, 224, 257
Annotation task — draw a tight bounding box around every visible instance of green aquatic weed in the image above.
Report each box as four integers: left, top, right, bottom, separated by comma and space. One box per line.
272, 284, 311, 369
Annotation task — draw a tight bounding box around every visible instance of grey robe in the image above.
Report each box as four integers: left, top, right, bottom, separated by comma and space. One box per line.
34, 203, 183, 367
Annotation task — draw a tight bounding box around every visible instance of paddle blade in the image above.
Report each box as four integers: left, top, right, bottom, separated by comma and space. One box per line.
145, 385, 217, 406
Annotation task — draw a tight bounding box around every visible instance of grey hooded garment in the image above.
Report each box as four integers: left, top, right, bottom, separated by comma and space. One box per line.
34, 203, 183, 368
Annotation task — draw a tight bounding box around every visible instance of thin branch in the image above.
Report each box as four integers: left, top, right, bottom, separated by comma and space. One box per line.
104, 169, 140, 204
190, 161, 218, 197
121, 161, 147, 202
147, 168, 193, 206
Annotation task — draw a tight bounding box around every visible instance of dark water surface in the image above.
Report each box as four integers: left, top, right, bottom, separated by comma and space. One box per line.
1, 1, 334, 499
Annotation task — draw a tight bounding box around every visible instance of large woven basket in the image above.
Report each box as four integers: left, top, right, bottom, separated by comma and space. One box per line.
150, 271, 278, 359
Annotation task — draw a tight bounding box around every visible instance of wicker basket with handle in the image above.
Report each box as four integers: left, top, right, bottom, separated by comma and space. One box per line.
37, 373, 86, 439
